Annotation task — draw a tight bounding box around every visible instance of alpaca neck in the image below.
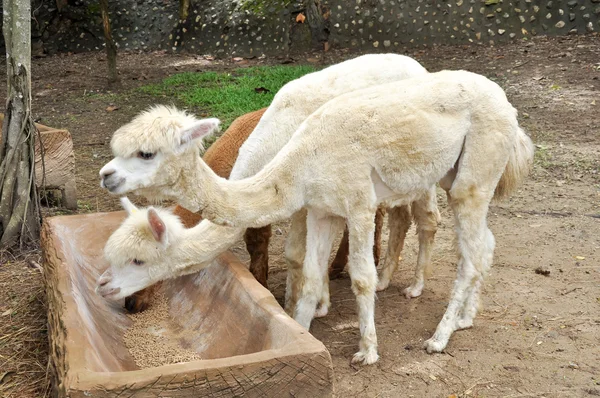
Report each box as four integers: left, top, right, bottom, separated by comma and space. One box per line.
168, 220, 244, 276
177, 152, 303, 229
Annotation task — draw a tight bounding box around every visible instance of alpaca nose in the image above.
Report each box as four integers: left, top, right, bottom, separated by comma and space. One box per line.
97, 270, 113, 286
100, 168, 115, 178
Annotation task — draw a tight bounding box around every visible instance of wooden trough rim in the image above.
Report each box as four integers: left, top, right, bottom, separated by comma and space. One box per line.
42, 213, 331, 392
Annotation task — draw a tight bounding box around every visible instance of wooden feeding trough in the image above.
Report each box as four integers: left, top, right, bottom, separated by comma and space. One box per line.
41, 212, 333, 397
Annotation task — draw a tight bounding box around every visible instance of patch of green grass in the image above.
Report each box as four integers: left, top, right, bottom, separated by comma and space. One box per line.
77, 200, 94, 213
534, 144, 553, 169
138, 65, 317, 131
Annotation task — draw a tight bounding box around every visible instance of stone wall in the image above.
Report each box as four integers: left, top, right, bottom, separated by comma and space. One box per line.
18, 0, 600, 57
25, 0, 314, 56
327, 0, 600, 50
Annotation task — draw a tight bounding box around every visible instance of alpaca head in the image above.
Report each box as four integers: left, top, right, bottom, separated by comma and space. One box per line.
97, 197, 187, 300
99, 105, 220, 199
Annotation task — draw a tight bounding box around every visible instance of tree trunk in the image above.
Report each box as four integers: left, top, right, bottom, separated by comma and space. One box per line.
99, 0, 118, 84
179, 0, 190, 21
56, 0, 68, 11
1, 0, 41, 248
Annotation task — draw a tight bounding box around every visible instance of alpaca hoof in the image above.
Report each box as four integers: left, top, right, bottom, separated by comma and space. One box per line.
375, 279, 390, 292
351, 348, 379, 365
314, 304, 329, 318
403, 284, 423, 299
293, 310, 313, 330
456, 318, 474, 330
423, 337, 447, 354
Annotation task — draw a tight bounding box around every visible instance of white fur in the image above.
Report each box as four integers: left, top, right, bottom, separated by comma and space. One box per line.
101, 70, 534, 364
99, 106, 219, 197
99, 54, 436, 318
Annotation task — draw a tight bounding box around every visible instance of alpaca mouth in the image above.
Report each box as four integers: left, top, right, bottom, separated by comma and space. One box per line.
101, 176, 125, 193
96, 284, 121, 299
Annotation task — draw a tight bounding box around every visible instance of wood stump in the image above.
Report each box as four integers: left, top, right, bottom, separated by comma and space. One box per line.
0, 114, 77, 209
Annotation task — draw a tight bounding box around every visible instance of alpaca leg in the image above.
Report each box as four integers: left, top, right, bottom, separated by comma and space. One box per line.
328, 226, 349, 280
424, 126, 510, 353
347, 212, 379, 365
424, 191, 495, 354
294, 209, 342, 327
315, 216, 344, 318
330, 207, 383, 280
376, 205, 411, 292
404, 186, 440, 298
457, 227, 494, 329
245, 225, 272, 288
284, 210, 307, 315
373, 206, 385, 267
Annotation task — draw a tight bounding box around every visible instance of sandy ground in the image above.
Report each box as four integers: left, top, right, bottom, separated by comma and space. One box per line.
1, 34, 599, 397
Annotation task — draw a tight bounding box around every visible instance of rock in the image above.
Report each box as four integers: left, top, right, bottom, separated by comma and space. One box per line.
555, 20, 566, 28
534, 267, 551, 276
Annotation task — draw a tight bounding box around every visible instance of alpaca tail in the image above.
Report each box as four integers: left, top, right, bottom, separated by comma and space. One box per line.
493, 127, 535, 201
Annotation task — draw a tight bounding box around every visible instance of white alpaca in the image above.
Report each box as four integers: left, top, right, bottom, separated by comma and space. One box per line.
98, 70, 535, 364
99, 54, 439, 314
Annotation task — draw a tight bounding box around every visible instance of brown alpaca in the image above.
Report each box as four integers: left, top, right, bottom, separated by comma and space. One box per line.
125, 107, 384, 313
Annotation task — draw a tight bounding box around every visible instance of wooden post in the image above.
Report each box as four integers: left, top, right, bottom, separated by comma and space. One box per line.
99, 0, 119, 84
0, 0, 41, 247
179, 0, 190, 21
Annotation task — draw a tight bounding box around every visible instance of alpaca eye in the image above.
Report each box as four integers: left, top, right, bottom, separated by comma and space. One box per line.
132, 259, 145, 266
137, 151, 155, 160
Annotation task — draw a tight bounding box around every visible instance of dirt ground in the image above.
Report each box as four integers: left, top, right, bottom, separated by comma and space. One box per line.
1, 35, 599, 397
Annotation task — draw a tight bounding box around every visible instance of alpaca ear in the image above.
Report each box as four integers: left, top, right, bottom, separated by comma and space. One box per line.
147, 208, 167, 244
120, 197, 139, 215
177, 118, 220, 151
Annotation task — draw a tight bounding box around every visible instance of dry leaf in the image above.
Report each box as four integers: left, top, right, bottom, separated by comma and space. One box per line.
0, 371, 16, 384
296, 13, 306, 23
1, 309, 12, 316
106, 105, 119, 112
